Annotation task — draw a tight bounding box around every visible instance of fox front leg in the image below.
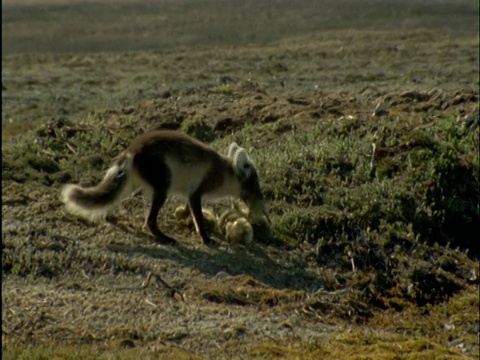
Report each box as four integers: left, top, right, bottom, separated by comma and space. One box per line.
188, 193, 212, 245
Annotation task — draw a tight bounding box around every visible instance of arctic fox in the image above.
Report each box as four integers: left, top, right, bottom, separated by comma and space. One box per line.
61, 130, 267, 245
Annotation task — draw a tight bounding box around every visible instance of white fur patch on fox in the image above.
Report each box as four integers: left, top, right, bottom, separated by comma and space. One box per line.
163, 155, 240, 199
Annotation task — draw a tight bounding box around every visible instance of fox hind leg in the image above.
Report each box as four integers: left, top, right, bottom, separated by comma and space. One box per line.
133, 153, 175, 245
146, 191, 176, 245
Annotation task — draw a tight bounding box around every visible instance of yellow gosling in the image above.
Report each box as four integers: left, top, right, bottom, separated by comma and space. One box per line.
218, 207, 245, 232
201, 208, 219, 235
225, 217, 253, 245
174, 205, 190, 221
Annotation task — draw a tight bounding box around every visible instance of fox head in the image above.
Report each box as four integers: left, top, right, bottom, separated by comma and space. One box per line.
228, 142, 269, 224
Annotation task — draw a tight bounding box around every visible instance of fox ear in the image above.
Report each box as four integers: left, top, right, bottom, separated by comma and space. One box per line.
233, 148, 254, 178
227, 142, 240, 158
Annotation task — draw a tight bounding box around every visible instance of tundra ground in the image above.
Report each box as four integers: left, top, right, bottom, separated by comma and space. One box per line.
2, 1, 479, 359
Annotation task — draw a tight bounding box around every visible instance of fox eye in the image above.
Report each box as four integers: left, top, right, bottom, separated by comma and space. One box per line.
115, 170, 125, 179
242, 163, 253, 178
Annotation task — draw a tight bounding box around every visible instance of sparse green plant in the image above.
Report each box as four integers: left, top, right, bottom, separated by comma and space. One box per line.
210, 84, 233, 95
180, 118, 215, 142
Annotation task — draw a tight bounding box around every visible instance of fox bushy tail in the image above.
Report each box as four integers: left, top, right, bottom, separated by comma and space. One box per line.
61, 153, 134, 218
